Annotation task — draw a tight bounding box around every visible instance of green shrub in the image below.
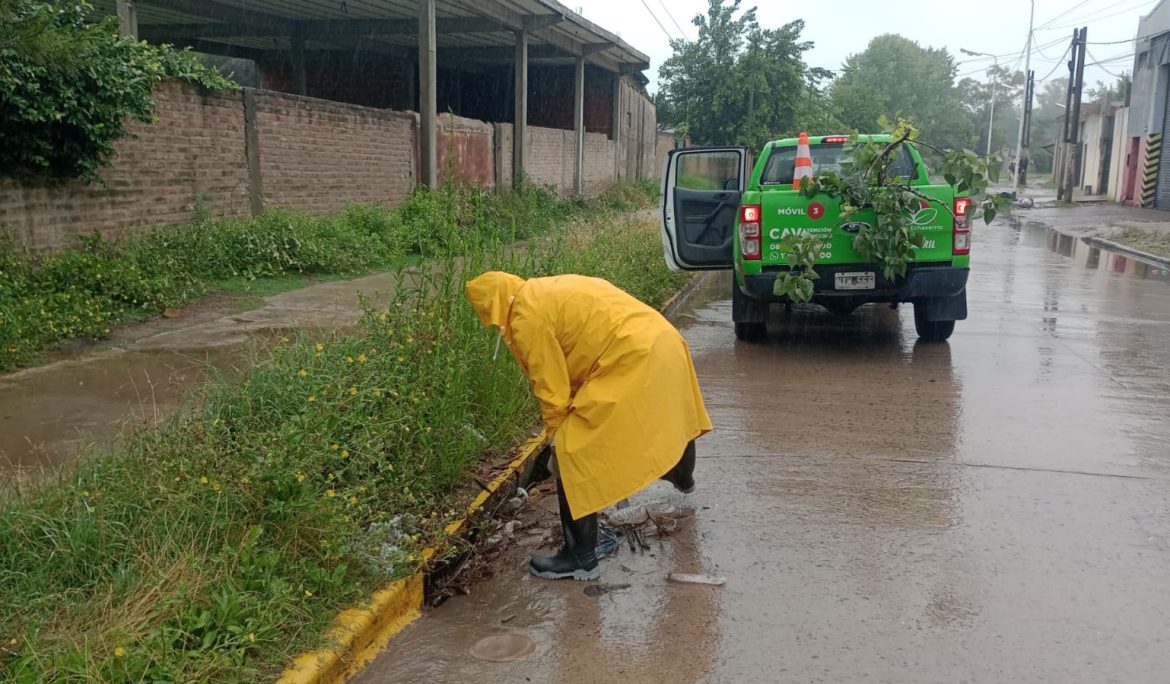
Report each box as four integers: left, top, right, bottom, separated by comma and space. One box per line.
0, 0, 238, 183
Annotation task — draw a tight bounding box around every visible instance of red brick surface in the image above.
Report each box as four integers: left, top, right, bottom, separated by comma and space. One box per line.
0, 82, 250, 251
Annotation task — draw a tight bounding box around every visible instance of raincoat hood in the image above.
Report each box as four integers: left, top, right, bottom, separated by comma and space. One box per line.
466, 271, 526, 330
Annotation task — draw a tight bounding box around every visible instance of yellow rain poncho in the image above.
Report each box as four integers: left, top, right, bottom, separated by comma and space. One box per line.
466, 272, 713, 519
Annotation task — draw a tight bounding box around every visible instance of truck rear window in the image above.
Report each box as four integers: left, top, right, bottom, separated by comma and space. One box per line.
760, 143, 918, 184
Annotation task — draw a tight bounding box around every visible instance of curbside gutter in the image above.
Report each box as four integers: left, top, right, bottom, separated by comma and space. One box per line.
277, 272, 707, 684
277, 432, 549, 684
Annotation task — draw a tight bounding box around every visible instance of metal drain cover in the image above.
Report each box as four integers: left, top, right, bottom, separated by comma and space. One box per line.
469, 634, 535, 662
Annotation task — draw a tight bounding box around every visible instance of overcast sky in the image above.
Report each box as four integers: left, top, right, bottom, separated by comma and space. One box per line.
577, 0, 1156, 93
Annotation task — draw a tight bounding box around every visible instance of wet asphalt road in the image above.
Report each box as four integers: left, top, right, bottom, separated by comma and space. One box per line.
354, 218, 1170, 683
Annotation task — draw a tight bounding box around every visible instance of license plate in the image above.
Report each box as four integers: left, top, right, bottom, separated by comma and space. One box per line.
835, 272, 875, 290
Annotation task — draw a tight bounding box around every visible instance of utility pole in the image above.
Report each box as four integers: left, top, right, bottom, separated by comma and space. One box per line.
1020, 69, 1034, 185
1062, 27, 1088, 203
1011, 0, 1035, 196
1058, 29, 1077, 201
960, 48, 998, 158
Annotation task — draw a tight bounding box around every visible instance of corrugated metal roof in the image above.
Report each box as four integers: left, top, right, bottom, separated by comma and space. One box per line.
96, 0, 648, 73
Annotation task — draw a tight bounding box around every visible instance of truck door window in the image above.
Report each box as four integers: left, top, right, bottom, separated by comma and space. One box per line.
676, 151, 742, 190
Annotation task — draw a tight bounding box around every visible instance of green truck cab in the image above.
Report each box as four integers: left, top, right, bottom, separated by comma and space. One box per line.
661, 135, 972, 342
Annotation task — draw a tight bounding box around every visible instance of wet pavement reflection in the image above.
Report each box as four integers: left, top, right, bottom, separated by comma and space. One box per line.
355, 217, 1170, 682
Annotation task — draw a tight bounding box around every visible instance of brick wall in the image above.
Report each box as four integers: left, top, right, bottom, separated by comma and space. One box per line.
0, 81, 250, 251
1, 79, 654, 251
255, 91, 416, 213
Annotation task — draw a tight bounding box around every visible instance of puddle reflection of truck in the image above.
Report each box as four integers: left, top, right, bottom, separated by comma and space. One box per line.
661, 135, 972, 342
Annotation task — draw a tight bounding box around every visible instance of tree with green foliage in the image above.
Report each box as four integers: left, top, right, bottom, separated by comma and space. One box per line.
1027, 78, 1070, 175
958, 64, 1026, 157
831, 34, 975, 150
0, 0, 237, 183
655, 0, 827, 149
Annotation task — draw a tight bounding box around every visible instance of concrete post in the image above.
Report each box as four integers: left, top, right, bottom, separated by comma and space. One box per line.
242, 88, 264, 215
514, 31, 529, 189
612, 73, 623, 180
574, 57, 586, 196
418, 0, 438, 188
116, 0, 137, 39
290, 24, 307, 96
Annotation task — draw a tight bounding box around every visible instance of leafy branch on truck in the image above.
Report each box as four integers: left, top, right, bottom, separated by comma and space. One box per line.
775, 119, 1010, 304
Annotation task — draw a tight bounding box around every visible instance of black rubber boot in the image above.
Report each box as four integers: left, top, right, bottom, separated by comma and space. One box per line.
530, 481, 600, 581
660, 440, 696, 494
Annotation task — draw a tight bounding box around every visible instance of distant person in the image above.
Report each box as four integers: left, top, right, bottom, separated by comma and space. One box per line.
466, 272, 712, 581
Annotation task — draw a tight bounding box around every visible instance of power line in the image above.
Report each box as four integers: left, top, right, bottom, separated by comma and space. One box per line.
1038, 0, 1159, 32
655, 0, 689, 40
1035, 0, 1094, 30
1037, 43, 1073, 82
1086, 47, 1131, 77
637, 0, 675, 42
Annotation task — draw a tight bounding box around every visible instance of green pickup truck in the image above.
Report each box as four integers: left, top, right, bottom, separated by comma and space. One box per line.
660, 135, 972, 342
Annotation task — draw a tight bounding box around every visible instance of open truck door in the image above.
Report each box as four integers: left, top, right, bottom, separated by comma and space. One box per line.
661, 146, 748, 270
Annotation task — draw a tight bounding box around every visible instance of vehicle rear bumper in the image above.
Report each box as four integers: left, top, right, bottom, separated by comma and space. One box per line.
742, 263, 968, 302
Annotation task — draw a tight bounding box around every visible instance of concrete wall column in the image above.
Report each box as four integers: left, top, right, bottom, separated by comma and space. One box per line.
116, 0, 137, 38
612, 73, 623, 179
418, 0, 438, 188
290, 24, 307, 96
514, 31, 529, 189
574, 57, 586, 196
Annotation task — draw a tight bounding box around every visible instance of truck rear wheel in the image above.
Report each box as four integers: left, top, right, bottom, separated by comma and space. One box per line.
734, 321, 767, 341
732, 275, 768, 342
913, 303, 956, 342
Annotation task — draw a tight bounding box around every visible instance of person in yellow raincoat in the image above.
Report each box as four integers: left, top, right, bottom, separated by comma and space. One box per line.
466, 271, 712, 580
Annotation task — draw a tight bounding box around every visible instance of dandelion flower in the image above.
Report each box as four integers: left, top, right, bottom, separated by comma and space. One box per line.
308, 395, 317, 403
114, 647, 125, 657
281, 336, 290, 343
326, 489, 336, 497
358, 354, 367, 363
212, 483, 221, 492
248, 633, 256, 643
397, 356, 405, 363
346, 356, 354, 364
297, 474, 306, 482
330, 443, 339, 451
372, 389, 382, 398
348, 496, 358, 505
341, 449, 349, 458
349, 387, 358, 396
315, 342, 324, 352
298, 369, 308, 378
199, 477, 208, 485
304, 590, 313, 598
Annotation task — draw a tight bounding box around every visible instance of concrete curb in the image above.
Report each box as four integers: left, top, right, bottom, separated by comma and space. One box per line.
277, 274, 701, 684
1082, 236, 1170, 270
277, 432, 549, 684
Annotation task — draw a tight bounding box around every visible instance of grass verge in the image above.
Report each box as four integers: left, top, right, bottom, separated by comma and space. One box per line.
1110, 226, 1170, 260
0, 184, 686, 681
0, 181, 656, 372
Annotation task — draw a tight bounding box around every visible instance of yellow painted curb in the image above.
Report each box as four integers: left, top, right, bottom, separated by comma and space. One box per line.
277, 431, 549, 684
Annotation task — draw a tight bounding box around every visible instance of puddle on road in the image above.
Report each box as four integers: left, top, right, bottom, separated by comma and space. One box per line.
1038, 225, 1170, 283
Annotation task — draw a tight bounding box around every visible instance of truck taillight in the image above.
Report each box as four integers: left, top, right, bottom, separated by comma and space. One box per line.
953, 197, 972, 255
739, 204, 761, 260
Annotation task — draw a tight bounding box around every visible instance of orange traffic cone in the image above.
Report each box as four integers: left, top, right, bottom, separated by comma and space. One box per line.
792, 132, 812, 191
